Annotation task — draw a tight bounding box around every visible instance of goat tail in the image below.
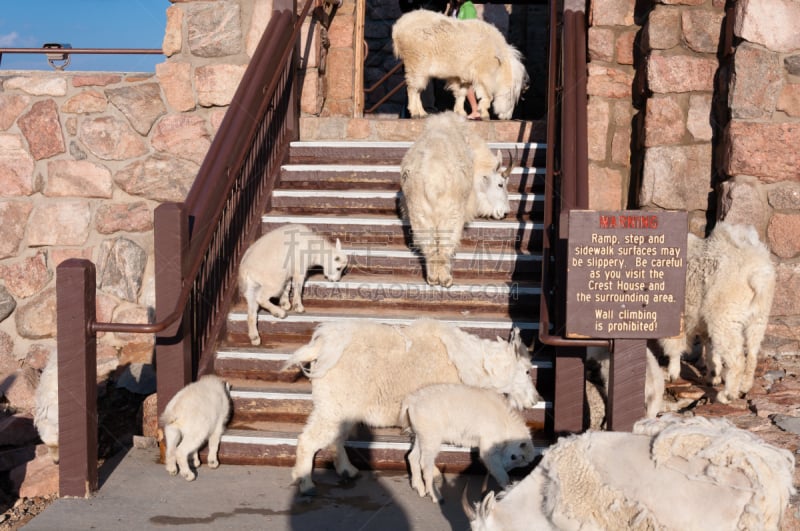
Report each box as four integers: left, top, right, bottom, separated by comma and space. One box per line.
748, 263, 776, 317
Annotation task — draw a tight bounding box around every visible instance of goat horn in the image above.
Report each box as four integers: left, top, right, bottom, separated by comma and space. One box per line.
501, 147, 518, 178
461, 481, 477, 520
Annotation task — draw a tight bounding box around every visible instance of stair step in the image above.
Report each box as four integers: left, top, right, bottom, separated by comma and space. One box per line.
224, 308, 540, 346
261, 214, 544, 252
271, 189, 543, 216
292, 274, 540, 313
278, 164, 546, 193
288, 140, 546, 166
218, 426, 549, 472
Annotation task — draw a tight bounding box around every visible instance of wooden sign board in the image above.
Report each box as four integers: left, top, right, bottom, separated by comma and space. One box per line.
566, 210, 688, 339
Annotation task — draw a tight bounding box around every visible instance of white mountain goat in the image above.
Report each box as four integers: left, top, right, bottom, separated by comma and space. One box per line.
658, 222, 775, 403
33, 350, 59, 464
400, 112, 511, 287
400, 383, 536, 503
466, 413, 796, 531
392, 9, 528, 120
238, 223, 349, 345
282, 318, 540, 495
160, 375, 232, 481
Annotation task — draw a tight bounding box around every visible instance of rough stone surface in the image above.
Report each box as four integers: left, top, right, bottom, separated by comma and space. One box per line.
786, 55, 800, 76
730, 42, 783, 120
0, 134, 36, 196
151, 114, 211, 165
589, 27, 615, 63
26, 200, 91, 247
767, 212, 800, 259
734, 0, 800, 53
141, 393, 159, 438
48, 247, 93, 269
0, 366, 38, 412
0, 331, 15, 374
326, 48, 355, 96
246, 0, 274, 57
645, 6, 681, 50
106, 84, 167, 136
648, 53, 716, 93
96, 238, 148, 303
14, 287, 57, 340
615, 29, 636, 65
61, 91, 107, 114
4, 77, 67, 97
114, 155, 198, 202
162, 5, 183, 57
187, 1, 242, 57
587, 97, 610, 161
687, 94, 713, 141
777, 83, 800, 118
768, 182, 800, 210
587, 65, 634, 98
0, 201, 33, 260
195, 64, 247, 107
300, 69, 324, 116
0, 94, 30, 131
718, 175, 770, 238
155, 62, 195, 112
645, 96, 684, 146
725, 121, 800, 183
11, 445, 59, 498
588, 164, 623, 210
773, 262, 800, 316
95, 202, 153, 234
79, 117, 148, 161
640, 144, 713, 211
590, 0, 635, 26
0, 285, 16, 323
17, 100, 65, 161
44, 160, 113, 198
681, 10, 725, 54
72, 74, 121, 88
611, 128, 631, 166
0, 253, 51, 299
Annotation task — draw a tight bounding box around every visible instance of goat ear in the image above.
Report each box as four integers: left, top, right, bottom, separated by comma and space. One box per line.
335, 238, 342, 250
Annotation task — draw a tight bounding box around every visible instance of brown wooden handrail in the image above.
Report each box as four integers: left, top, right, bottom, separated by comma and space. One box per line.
55, 0, 314, 497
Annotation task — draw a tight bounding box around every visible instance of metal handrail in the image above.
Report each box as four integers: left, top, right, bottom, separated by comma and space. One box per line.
55, 0, 313, 497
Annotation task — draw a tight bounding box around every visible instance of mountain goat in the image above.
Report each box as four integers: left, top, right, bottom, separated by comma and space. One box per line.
658, 222, 775, 403
238, 223, 349, 345
400, 383, 536, 503
282, 318, 540, 495
466, 414, 796, 531
400, 112, 511, 287
33, 350, 59, 464
393, 9, 528, 120
160, 375, 232, 481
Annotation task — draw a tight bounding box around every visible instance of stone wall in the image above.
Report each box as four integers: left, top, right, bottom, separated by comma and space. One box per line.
720, 0, 800, 355
0, 0, 275, 411
588, 0, 800, 354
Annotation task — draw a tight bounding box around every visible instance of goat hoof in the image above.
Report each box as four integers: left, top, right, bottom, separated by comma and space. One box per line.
166, 467, 178, 476
208, 460, 219, 469
182, 472, 196, 481
249, 336, 261, 346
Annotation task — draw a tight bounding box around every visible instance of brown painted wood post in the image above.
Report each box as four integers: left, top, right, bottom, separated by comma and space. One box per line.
275, 0, 299, 138
553, 347, 585, 433
154, 203, 192, 418
607, 339, 646, 431
56, 259, 98, 497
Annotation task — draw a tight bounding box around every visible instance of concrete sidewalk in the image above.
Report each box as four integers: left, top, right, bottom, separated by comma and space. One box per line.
23, 446, 484, 530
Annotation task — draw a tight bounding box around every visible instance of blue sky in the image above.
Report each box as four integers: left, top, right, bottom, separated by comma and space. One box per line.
0, 0, 169, 72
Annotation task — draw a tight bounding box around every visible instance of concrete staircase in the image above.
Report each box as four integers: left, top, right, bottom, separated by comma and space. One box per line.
212, 118, 554, 475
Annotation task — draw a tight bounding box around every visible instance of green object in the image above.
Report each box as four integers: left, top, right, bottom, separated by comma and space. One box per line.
457, 0, 477, 20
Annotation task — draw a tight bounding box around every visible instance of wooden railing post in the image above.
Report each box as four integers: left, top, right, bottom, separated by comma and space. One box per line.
607, 339, 647, 431
56, 259, 98, 497
154, 203, 192, 417
275, 0, 299, 138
